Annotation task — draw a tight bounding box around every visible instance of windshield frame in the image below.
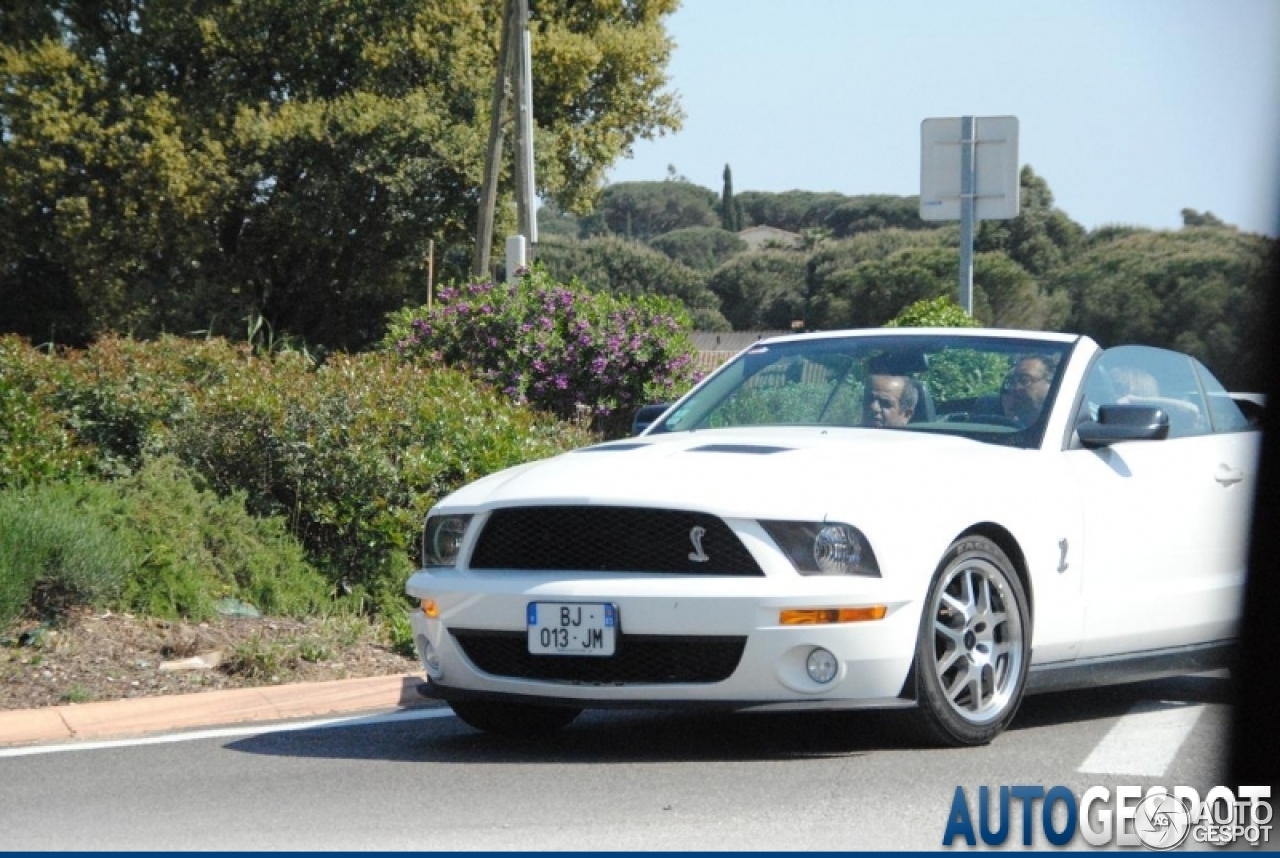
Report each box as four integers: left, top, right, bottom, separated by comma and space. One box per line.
648, 331, 1079, 450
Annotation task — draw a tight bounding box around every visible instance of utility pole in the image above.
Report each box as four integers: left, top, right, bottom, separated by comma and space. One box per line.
958, 116, 976, 315
472, 0, 537, 280
472, 0, 517, 279
426, 239, 434, 308
512, 0, 537, 248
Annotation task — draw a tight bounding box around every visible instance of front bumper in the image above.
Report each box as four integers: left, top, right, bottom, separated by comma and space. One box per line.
406, 569, 921, 709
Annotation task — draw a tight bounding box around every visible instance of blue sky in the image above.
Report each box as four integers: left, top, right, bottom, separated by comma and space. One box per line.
605, 0, 1280, 236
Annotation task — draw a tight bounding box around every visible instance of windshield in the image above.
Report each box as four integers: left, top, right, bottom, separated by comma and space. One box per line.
650, 333, 1076, 449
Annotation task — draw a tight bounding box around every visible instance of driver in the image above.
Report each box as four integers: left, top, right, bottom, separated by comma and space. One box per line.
862, 374, 918, 427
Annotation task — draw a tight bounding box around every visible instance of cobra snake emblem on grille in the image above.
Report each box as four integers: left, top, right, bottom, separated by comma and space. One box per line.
688, 525, 710, 563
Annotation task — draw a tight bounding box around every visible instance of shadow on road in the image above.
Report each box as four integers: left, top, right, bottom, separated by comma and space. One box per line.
224, 673, 1229, 765
1012, 673, 1231, 731
226, 705, 921, 764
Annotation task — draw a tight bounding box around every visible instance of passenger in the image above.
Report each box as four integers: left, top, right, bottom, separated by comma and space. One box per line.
1000, 355, 1058, 425
1106, 364, 1202, 430
863, 374, 918, 427
1109, 366, 1159, 399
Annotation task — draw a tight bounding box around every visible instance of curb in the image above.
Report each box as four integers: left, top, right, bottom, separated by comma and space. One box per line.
0, 672, 432, 748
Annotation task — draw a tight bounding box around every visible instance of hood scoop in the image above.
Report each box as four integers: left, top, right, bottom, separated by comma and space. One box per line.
689, 444, 793, 455
575, 443, 652, 453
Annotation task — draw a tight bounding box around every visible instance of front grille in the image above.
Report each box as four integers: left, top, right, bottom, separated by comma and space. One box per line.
469, 506, 764, 576
451, 629, 747, 684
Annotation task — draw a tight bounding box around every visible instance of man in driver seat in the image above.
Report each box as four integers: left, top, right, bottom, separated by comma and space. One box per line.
863, 373, 918, 427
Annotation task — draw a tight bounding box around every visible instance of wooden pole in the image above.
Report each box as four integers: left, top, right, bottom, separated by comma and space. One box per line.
472, 0, 517, 280
426, 239, 434, 308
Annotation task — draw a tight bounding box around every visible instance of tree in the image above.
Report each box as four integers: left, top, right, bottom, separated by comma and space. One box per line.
594, 180, 719, 242
0, 0, 683, 349
1181, 208, 1227, 228
648, 226, 747, 271
975, 166, 1085, 276
735, 190, 849, 232
807, 246, 955, 330
1052, 227, 1274, 388
720, 164, 740, 232
705, 251, 808, 330
823, 195, 930, 238
970, 253, 1069, 331
807, 245, 1063, 332
536, 236, 730, 330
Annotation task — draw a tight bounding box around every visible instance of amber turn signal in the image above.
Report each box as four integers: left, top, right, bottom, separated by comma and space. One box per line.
780, 606, 887, 625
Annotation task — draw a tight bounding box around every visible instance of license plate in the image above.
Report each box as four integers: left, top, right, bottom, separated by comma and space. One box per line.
527, 602, 617, 656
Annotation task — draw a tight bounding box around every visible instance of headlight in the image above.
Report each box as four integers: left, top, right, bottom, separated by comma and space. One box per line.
760, 521, 880, 577
422, 514, 472, 568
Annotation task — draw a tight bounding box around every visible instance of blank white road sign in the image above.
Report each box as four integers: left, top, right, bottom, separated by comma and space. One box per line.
920, 116, 1020, 221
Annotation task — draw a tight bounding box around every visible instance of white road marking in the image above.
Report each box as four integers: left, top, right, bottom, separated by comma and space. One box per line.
0, 707, 456, 758
1077, 700, 1206, 777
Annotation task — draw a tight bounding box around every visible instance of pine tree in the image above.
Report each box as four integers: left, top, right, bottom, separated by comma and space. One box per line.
721, 164, 739, 232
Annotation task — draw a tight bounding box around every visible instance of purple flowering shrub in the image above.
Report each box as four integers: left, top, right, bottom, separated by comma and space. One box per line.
385, 267, 702, 437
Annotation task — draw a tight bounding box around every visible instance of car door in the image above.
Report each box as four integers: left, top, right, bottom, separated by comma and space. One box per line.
1066, 346, 1255, 658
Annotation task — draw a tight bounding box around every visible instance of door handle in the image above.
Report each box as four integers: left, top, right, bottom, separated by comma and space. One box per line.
1215, 465, 1245, 486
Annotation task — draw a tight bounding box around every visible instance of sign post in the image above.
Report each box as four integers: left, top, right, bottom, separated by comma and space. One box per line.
920, 116, 1020, 315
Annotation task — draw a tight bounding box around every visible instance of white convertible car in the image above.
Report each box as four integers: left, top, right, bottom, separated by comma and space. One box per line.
405, 328, 1259, 745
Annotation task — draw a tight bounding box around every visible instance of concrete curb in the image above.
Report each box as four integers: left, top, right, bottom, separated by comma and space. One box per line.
0, 672, 431, 748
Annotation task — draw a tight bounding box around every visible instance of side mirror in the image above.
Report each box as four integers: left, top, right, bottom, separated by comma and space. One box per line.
632, 403, 671, 436
1077, 405, 1170, 448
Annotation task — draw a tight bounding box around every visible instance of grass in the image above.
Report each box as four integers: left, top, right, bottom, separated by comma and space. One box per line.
221, 637, 289, 681
58, 686, 95, 704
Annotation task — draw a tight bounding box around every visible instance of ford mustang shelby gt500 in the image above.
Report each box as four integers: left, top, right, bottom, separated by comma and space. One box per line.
406, 328, 1259, 745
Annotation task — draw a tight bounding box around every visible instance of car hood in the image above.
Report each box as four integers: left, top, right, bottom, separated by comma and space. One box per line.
436, 427, 1035, 522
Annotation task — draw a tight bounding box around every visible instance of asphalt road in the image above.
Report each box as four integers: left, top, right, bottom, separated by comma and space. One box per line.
0, 673, 1237, 851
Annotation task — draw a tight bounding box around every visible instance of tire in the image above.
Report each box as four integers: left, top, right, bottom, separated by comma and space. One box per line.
912, 536, 1030, 746
448, 700, 582, 737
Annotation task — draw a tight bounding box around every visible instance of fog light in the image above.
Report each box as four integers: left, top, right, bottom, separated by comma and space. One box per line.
418, 635, 442, 678
806, 647, 838, 684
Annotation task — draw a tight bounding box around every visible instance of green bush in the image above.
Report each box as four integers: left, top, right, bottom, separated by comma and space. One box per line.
0, 336, 96, 489
384, 267, 702, 437
0, 481, 133, 625
888, 297, 1010, 402
0, 334, 255, 487
49, 335, 251, 478
0, 460, 330, 624
1, 332, 596, 619
886, 296, 980, 329
160, 350, 594, 600
109, 457, 331, 621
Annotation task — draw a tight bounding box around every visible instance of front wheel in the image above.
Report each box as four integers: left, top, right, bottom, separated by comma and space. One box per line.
448, 700, 582, 737
912, 536, 1030, 746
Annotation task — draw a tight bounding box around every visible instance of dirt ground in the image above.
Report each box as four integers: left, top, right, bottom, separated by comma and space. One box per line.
0, 607, 421, 711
